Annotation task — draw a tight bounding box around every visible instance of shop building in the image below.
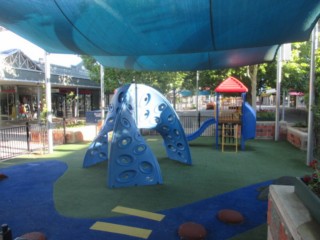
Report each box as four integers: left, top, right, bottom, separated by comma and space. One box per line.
0, 49, 100, 121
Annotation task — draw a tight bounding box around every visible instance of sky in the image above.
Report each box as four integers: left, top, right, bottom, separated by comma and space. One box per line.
0, 30, 82, 67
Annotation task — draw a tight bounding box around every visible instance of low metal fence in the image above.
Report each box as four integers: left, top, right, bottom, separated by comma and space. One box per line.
0, 122, 47, 161
0, 114, 215, 160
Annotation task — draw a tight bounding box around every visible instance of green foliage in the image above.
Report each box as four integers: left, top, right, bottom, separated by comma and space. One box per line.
313, 47, 320, 158
256, 110, 276, 121
81, 55, 187, 94
282, 42, 311, 92
293, 122, 308, 128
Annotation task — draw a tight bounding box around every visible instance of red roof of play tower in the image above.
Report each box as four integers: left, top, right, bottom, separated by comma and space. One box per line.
214, 77, 248, 93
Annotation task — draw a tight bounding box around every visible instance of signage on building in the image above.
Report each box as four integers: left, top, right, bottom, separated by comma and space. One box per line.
0, 85, 16, 93
59, 88, 92, 94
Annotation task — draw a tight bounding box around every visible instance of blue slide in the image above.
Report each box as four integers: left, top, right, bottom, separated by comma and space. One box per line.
241, 102, 256, 149
186, 118, 216, 141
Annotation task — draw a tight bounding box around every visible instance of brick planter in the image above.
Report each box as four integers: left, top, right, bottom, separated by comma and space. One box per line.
65, 131, 84, 143
30, 131, 44, 142
286, 126, 307, 150
53, 130, 65, 145
255, 121, 288, 140
53, 125, 99, 144
256, 121, 275, 139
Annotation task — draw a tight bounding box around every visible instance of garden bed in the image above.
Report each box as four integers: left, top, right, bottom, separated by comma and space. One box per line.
286, 126, 308, 150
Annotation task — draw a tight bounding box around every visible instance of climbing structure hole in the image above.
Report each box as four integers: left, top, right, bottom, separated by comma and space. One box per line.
91, 149, 98, 155
177, 152, 184, 158
121, 117, 131, 128
144, 110, 150, 119
118, 91, 125, 103
167, 114, 175, 123
99, 152, 107, 159
127, 103, 133, 111
173, 129, 180, 138
158, 103, 167, 111
177, 142, 184, 150
168, 144, 177, 152
162, 125, 170, 132
166, 134, 173, 140
139, 161, 153, 174
134, 144, 147, 154
117, 170, 137, 183
118, 136, 132, 148
108, 104, 114, 112
140, 93, 151, 106
145, 175, 155, 182
154, 116, 161, 124
117, 155, 134, 166
107, 117, 114, 125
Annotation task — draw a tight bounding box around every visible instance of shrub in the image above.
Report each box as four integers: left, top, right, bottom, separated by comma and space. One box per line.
256, 110, 275, 121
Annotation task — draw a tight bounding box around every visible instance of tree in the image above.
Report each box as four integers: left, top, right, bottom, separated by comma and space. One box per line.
313, 47, 320, 158
282, 42, 311, 93
81, 41, 316, 114
247, 65, 258, 111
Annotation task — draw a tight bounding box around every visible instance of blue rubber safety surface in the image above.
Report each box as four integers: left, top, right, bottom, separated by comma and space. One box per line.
0, 160, 271, 240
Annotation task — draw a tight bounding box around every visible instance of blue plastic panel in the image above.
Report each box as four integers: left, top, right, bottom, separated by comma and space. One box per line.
108, 103, 163, 188
128, 84, 192, 165
83, 85, 130, 168
83, 83, 192, 188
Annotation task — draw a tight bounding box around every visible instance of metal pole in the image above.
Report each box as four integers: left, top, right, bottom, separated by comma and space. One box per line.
275, 45, 282, 141
173, 88, 176, 110
26, 121, 30, 152
134, 78, 138, 125
100, 64, 105, 121
75, 87, 79, 117
282, 90, 285, 121
306, 22, 318, 166
45, 52, 53, 153
37, 83, 41, 123
196, 71, 199, 112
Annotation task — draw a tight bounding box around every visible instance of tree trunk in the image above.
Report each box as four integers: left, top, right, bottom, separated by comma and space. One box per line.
248, 65, 258, 112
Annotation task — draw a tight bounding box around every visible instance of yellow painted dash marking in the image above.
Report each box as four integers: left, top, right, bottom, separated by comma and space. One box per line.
90, 221, 152, 239
112, 206, 165, 221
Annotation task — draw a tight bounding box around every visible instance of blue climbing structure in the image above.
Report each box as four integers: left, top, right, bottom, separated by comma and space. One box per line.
83, 83, 192, 188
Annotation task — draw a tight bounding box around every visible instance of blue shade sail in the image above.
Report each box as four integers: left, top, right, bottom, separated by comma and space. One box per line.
0, 0, 319, 70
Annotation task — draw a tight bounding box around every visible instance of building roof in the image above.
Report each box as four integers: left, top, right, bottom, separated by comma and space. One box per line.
214, 77, 248, 93
0, 49, 99, 89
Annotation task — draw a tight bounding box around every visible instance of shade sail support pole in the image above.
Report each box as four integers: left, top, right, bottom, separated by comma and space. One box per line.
306, 21, 318, 166
100, 64, 105, 121
196, 71, 199, 113
275, 45, 282, 141
45, 52, 53, 153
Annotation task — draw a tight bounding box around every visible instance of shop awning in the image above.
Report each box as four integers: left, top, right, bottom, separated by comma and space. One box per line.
179, 90, 192, 97
0, 1, 319, 71
289, 91, 304, 96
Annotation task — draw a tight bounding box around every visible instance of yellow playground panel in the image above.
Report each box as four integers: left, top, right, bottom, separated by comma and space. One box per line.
221, 123, 240, 152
